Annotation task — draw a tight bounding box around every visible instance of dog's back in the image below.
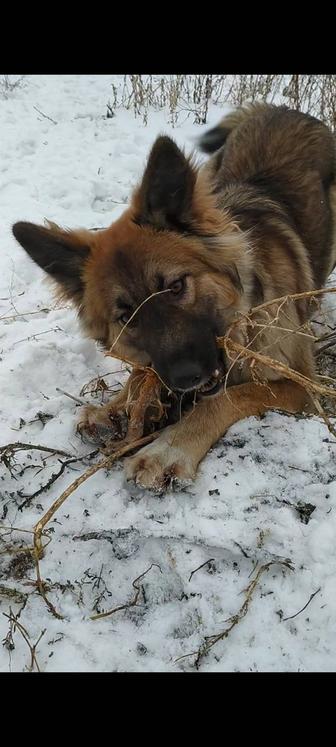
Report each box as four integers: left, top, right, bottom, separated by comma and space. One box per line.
200, 103, 336, 287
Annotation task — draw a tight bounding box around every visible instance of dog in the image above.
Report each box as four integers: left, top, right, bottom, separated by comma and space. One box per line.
12, 103, 336, 491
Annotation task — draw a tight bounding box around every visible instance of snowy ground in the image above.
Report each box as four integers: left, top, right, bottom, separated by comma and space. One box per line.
1, 75, 336, 672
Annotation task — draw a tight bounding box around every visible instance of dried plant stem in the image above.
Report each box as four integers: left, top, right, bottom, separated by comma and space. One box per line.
32, 433, 159, 619
3, 611, 46, 672
0, 442, 72, 460
105, 350, 170, 392
308, 394, 336, 439
251, 322, 316, 341
0, 308, 49, 321
91, 563, 162, 620
175, 560, 293, 668
0, 524, 52, 566
238, 285, 336, 319
18, 449, 99, 509
33, 105, 57, 125
220, 337, 336, 399
55, 387, 87, 405
33, 437, 153, 557
188, 559, 215, 582
282, 587, 321, 621
0, 585, 28, 603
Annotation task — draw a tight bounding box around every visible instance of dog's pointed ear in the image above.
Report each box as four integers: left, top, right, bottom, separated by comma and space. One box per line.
134, 136, 197, 231
12, 221, 91, 302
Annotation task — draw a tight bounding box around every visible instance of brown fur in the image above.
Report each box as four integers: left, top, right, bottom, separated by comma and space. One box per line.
12, 103, 336, 490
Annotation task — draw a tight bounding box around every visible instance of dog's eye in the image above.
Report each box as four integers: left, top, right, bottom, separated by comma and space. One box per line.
119, 312, 133, 326
169, 277, 185, 296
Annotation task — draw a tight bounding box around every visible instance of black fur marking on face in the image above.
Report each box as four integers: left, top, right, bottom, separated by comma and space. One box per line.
116, 296, 133, 312
252, 273, 265, 305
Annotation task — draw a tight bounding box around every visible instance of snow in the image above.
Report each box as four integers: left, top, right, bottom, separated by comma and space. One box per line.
1, 75, 336, 672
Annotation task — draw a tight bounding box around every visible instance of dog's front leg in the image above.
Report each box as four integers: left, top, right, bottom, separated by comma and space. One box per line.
125, 380, 308, 491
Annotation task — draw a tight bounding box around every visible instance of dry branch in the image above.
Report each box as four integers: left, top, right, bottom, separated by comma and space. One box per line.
32, 433, 159, 619
80, 367, 170, 453
33, 105, 57, 125
55, 387, 87, 405
188, 559, 215, 582
0, 585, 28, 604
91, 563, 162, 620
175, 560, 293, 668
18, 449, 99, 509
3, 609, 45, 672
238, 286, 336, 318
0, 442, 72, 476
220, 337, 336, 399
282, 587, 321, 621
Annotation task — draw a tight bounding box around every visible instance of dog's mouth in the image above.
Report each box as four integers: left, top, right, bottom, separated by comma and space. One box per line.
198, 363, 226, 397
199, 374, 222, 396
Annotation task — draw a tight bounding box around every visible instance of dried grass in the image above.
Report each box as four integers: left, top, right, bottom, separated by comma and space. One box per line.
107, 75, 336, 131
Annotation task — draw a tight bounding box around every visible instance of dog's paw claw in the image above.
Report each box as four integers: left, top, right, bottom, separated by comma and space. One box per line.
77, 404, 128, 445
124, 440, 196, 492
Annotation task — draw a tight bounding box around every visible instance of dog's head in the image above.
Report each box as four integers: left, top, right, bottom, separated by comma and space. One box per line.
13, 136, 249, 395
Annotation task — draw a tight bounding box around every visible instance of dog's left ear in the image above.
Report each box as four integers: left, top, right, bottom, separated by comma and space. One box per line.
134, 136, 197, 231
12, 221, 91, 303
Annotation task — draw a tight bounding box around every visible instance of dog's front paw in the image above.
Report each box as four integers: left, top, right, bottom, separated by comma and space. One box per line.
124, 436, 197, 492
77, 403, 128, 445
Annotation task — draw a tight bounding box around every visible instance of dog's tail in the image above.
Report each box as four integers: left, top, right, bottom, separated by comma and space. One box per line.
198, 103, 267, 154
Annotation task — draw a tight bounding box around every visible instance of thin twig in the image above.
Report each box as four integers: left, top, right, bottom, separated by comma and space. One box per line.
32, 433, 159, 619
287, 465, 312, 474
0, 308, 49, 321
0, 442, 72, 460
56, 387, 87, 406
308, 394, 336, 439
2, 611, 46, 672
316, 337, 336, 356
175, 560, 293, 669
14, 328, 61, 345
33, 105, 57, 125
282, 587, 321, 621
220, 337, 336, 399
188, 558, 215, 582
0, 585, 28, 604
0, 442, 74, 478
243, 286, 336, 318
105, 349, 171, 393
18, 450, 99, 509
234, 541, 250, 558
91, 563, 162, 620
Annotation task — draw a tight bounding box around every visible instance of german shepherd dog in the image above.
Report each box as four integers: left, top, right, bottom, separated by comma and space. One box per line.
13, 103, 336, 491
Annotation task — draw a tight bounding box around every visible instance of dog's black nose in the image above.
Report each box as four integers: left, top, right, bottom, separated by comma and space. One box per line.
168, 361, 203, 391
